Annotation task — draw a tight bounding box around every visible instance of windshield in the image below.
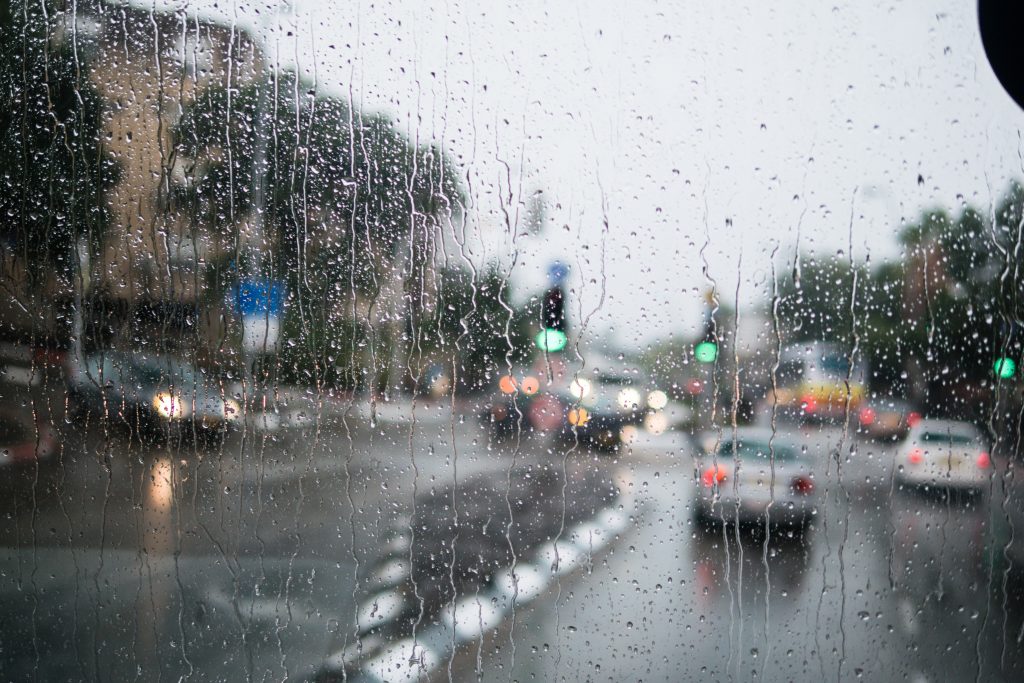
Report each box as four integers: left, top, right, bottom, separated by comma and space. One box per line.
2, 2, 1023, 682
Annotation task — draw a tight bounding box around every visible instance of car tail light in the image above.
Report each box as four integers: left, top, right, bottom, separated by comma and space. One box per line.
977, 451, 991, 468
907, 411, 922, 428
859, 407, 876, 426
791, 476, 814, 494
702, 465, 728, 488
801, 395, 817, 414
908, 448, 924, 464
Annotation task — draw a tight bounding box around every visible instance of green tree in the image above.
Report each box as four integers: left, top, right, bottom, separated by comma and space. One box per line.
175, 71, 461, 291
432, 265, 531, 393
0, 0, 117, 284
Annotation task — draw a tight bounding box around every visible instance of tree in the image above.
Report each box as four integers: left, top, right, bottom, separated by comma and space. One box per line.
0, 0, 117, 285
176, 70, 465, 388
175, 71, 462, 291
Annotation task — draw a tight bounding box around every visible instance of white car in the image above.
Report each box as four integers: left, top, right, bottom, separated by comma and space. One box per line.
895, 419, 991, 490
693, 428, 817, 526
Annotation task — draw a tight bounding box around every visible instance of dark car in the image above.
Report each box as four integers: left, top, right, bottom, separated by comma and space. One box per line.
66, 351, 240, 442
555, 372, 648, 450
0, 409, 57, 467
481, 371, 545, 437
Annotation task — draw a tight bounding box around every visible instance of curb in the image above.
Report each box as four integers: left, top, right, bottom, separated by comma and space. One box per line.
316, 473, 637, 682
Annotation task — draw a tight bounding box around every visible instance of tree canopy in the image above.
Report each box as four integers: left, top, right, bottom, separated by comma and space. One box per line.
0, 0, 117, 283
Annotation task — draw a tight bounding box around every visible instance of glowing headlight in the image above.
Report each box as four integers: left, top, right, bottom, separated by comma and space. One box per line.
644, 411, 668, 435
646, 390, 668, 411
224, 398, 241, 422
617, 388, 641, 410
569, 378, 592, 400
153, 392, 190, 420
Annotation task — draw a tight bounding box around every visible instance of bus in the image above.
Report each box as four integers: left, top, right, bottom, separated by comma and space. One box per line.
767, 342, 867, 420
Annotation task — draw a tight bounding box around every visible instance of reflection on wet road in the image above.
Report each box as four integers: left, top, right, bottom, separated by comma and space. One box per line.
461, 427, 1024, 683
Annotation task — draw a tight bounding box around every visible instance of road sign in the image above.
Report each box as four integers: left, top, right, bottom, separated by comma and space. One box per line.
235, 279, 285, 317
234, 279, 285, 353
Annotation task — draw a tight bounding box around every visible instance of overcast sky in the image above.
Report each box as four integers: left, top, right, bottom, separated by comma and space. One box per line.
154, 0, 1023, 349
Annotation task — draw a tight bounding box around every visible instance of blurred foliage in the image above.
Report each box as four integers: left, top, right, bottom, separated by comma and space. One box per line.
431, 265, 532, 393
777, 183, 1024, 417
0, 0, 118, 284
175, 71, 463, 291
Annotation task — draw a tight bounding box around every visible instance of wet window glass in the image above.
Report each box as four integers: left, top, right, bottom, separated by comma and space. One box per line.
1, 1, 1023, 681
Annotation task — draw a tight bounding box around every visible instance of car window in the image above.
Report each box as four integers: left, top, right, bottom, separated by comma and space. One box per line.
920, 432, 978, 446
719, 440, 799, 461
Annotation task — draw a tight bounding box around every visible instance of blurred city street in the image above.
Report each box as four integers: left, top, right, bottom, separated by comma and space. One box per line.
1, 390, 1020, 682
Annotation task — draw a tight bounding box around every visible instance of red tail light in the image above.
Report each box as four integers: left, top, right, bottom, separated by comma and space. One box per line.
977, 451, 991, 468
791, 476, 814, 494
801, 395, 817, 413
859, 407, 876, 426
908, 448, 924, 464
907, 412, 922, 428
702, 465, 728, 488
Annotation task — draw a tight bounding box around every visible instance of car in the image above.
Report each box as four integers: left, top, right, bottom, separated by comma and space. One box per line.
693, 428, 817, 527
857, 397, 920, 441
555, 370, 651, 450
66, 351, 240, 442
0, 409, 57, 467
481, 370, 544, 437
895, 419, 991, 490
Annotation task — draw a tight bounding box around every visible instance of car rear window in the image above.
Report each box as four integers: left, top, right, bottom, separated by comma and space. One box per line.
718, 440, 799, 461
920, 432, 977, 445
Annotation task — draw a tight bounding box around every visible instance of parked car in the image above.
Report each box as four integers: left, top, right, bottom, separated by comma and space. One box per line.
895, 419, 991, 491
693, 428, 817, 527
66, 351, 240, 442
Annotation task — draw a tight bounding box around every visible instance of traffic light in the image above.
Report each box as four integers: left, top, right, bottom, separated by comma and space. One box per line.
994, 357, 1017, 379
535, 328, 568, 353
695, 341, 718, 363
543, 286, 566, 332
695, 297, 718, 363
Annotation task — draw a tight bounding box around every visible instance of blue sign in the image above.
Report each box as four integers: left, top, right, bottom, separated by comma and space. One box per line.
234, 279, 286, 317
548, 261, 569, 284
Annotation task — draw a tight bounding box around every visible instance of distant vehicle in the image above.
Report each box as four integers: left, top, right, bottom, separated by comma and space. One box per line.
481, 369, 544, 437
693, 428, 817, 527
0, 409, 57, 467
766, 342, 867, 422
857, 397, 920, 441
895, 419, 991, 490
556, 369, 650, 450
483, 361, 654, 450
66, 351, 240, 442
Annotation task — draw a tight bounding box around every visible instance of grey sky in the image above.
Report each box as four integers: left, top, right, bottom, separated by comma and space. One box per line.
158, 0, 1022, 348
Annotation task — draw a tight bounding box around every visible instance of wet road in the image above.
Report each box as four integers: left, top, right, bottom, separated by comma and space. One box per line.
459, 426, 1024, 683
1, 400, 1022, 682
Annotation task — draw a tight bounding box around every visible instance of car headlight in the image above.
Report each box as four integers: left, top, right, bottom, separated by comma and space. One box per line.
569, 378, 592, 400
646, 390, 668, 410
153, 392, 190, 420
617, 388, 641, 410
224, 398, 241, 422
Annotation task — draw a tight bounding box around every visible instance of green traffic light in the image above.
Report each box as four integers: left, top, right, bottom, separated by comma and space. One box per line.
695, 341, 718, 363
994, 357, 1016, 379
535, 328, 568, 352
